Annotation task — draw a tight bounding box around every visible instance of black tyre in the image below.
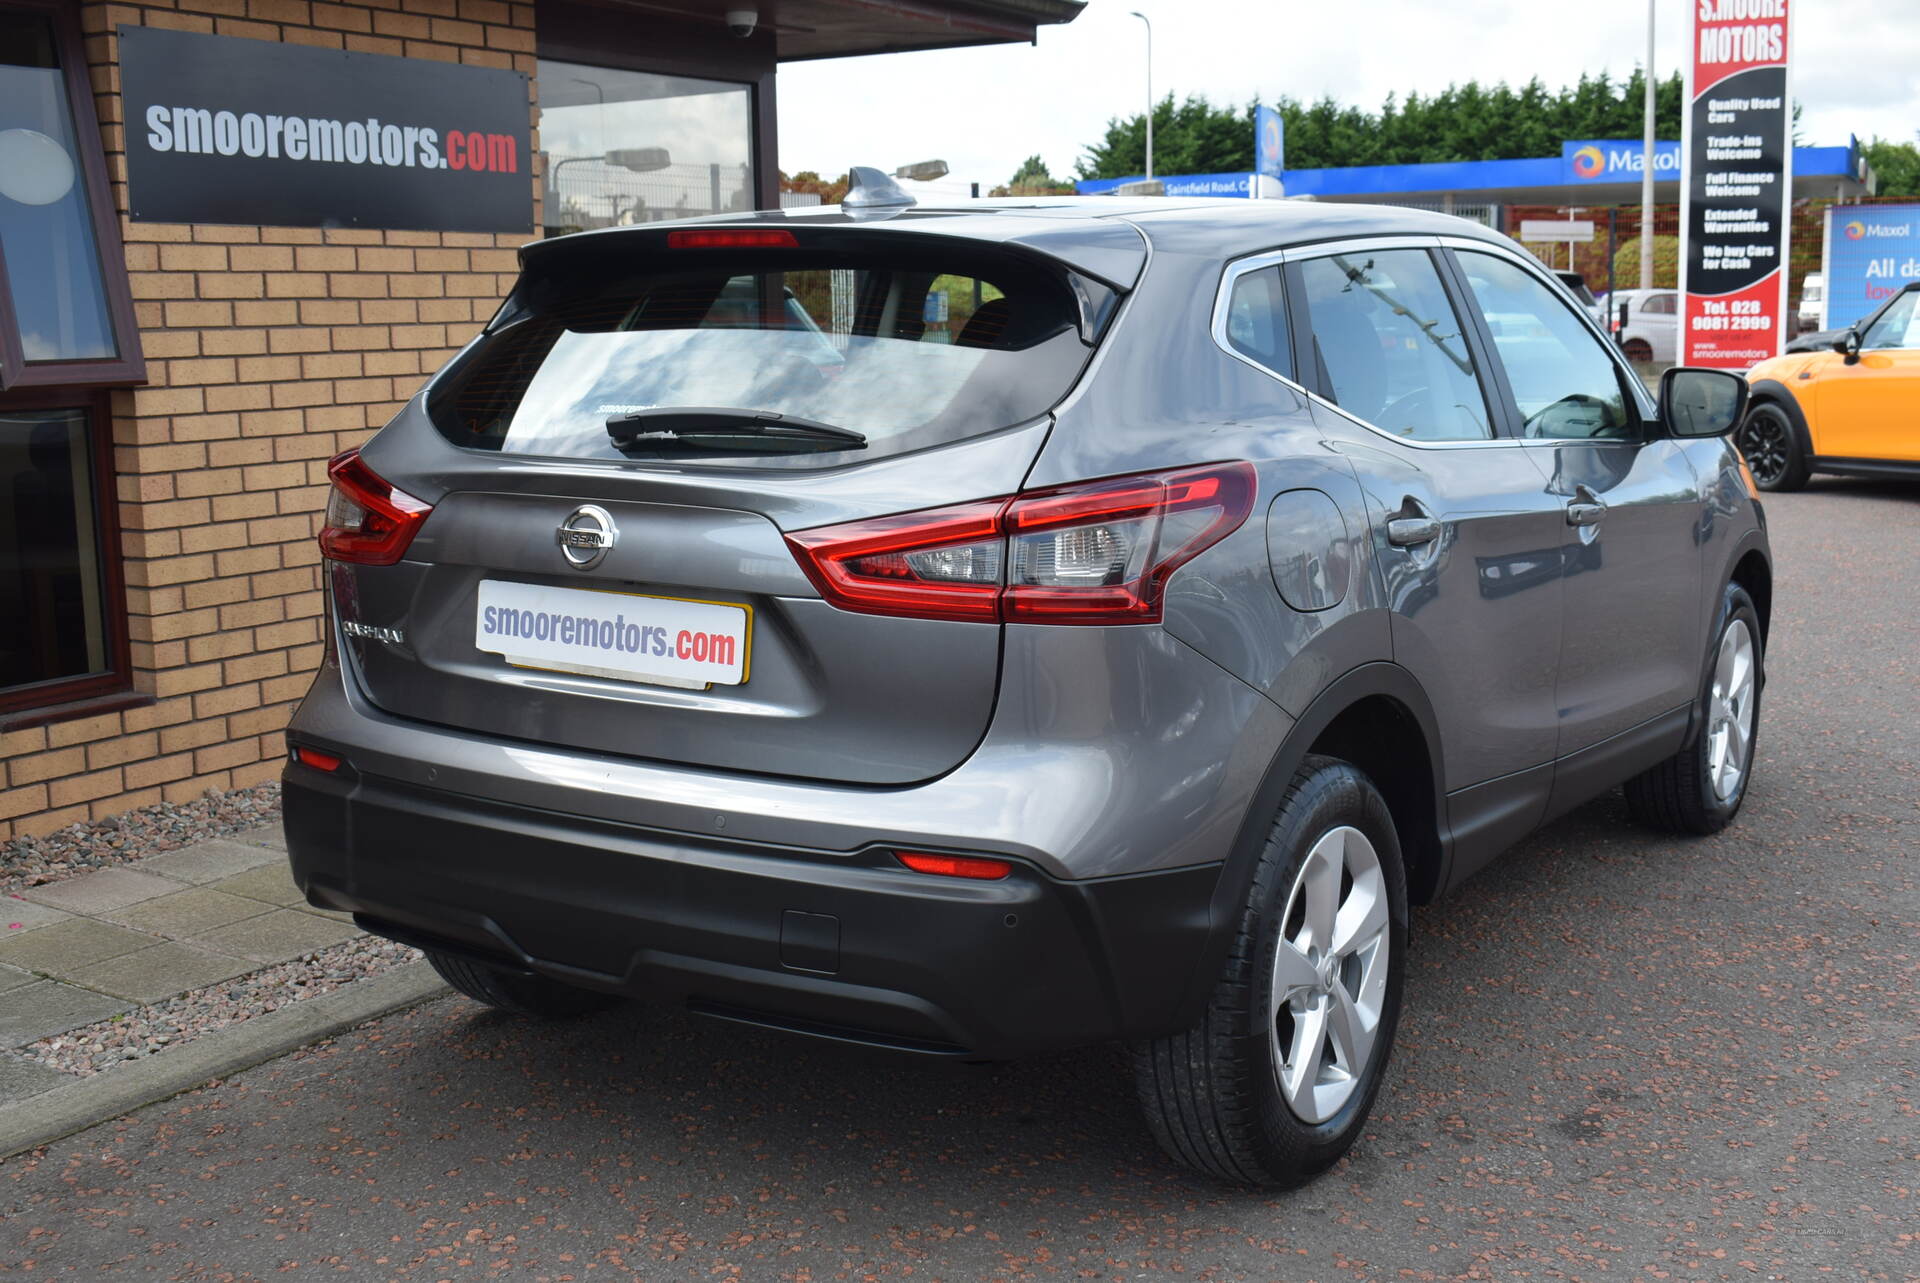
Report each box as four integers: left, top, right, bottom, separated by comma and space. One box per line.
1734, 402, 1809, 492
427, 950, 619, 1019
1622, 338, 1654, 363
1132, 756, 1408, 1187
1624, 582, 1764, 835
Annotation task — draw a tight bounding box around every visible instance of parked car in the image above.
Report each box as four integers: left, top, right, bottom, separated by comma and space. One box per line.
1740, 279, 1920, 488
1553, 269, 1607, 326
1797, 271, 1824, 332
287, 189, 1772, 1188
1607, 287, 1680, 363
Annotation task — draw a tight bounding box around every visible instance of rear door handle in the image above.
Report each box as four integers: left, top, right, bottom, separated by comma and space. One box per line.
1386, 516, 1441, 548
1565, 501, 1606, 527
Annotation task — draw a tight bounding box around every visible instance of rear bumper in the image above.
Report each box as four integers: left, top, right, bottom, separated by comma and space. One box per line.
285, 764, 1224, 1058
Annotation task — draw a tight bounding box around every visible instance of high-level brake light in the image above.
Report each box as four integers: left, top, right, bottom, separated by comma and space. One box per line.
317, 448, 432, 566
666, 229, 799, 250
786, 462, 1256, 625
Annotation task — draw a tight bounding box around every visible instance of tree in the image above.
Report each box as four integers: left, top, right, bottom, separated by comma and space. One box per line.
1862, 137, 1920, 197
991, 154, 1076, 197
779, 169, 849, 205
1612, 234, 1680, 289
1075, 73, 1688, 179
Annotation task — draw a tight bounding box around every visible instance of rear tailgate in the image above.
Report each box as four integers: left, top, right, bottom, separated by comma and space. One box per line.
326, 219, 1142, 786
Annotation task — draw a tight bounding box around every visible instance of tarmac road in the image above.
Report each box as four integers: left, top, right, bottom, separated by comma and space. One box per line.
3, 478, 1916, 1282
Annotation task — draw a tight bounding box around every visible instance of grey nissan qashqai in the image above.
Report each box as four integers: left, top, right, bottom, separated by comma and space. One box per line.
285, 179, 1772, 1187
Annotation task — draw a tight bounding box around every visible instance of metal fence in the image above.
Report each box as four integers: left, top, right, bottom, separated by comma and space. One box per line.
1357, 199, 1501, 229
1507, 193, 1920, 327
543, 159, 752, 234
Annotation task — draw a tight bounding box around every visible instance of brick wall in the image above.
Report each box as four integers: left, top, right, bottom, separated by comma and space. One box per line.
0, 0, 539, 839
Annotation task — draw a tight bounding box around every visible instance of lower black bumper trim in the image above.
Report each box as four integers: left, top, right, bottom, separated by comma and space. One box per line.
285, 767, 1223, 1059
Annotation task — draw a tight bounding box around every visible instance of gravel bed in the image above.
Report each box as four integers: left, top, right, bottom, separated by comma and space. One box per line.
23, 935, 424, 1078
0, 782, 282, 895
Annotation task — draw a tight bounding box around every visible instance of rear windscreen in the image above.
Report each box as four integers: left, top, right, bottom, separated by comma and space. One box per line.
428, 241, 1098, 465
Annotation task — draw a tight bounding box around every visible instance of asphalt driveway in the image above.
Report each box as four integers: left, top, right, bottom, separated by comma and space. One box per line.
3, 478, 1915, 1282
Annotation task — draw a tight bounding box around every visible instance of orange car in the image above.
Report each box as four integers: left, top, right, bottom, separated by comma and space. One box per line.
1739, 280, 1920, 490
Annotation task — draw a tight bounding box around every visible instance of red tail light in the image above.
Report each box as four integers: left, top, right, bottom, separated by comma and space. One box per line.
292, 746, 342, 772
896, 851, 1013, 880
317, 448, 432, 566
785, 462, 1255, 625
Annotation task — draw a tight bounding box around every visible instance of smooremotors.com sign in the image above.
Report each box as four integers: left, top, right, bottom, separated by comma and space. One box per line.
119, 26, 532, 233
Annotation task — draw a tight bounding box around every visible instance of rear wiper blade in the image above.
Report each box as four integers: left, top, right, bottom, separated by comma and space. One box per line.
605, 407, 866, 451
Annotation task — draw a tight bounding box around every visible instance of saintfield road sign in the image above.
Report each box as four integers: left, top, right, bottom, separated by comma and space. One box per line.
119, 26, 533, 233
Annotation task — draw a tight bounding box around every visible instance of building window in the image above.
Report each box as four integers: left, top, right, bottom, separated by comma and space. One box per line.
0, 397, 127, 713
0, 3, 143, 389
538, 59, 752, 235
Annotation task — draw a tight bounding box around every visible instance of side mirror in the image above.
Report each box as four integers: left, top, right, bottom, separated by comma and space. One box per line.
1833, 329, 1861, 364
1660, 367, 1748, 438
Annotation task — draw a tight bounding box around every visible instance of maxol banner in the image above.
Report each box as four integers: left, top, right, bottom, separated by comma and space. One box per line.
1679, 0, 1793, 367
119, 27, 533, 233
1821, 203, 1920, 332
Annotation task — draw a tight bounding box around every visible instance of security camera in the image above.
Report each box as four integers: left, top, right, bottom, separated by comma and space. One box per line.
725, 7, 757, 36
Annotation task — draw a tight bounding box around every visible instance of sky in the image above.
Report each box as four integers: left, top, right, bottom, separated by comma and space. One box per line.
776, 0, 1920, 193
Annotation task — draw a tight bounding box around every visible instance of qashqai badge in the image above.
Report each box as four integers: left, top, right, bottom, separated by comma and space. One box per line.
557, 505, 618, 570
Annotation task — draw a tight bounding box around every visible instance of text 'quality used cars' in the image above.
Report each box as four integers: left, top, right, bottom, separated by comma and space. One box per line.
285, 189, 1771, 1187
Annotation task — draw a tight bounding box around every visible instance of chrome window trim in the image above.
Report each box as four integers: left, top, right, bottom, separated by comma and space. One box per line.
1208, 232, 1664, 451
1212, 234, 1529, 451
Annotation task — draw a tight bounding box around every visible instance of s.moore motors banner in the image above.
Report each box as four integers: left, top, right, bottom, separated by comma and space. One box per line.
1679, 0, 1793, 367
119, 27, 532, 233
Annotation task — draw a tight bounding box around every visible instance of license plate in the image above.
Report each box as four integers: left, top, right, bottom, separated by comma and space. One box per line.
475, 579, 750, 689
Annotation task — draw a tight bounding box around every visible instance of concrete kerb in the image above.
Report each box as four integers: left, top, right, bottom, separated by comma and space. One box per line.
0, 961, 449, 1162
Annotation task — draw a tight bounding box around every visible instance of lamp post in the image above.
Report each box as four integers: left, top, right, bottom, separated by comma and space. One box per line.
1640, 0, 1655, 292
1129, 10, 1152, 181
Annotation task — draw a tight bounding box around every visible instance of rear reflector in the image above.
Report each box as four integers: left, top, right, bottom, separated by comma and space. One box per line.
317, 448, 432, 566
896, 851, 1014, 880
785, 462, 1256, 625
667, 229, 799, 250
292, 746, 342, 772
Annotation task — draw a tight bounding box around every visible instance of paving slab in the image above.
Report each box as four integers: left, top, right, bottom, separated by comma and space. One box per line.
192, 909, 361, 964
105, 888, 275, 939
0, 1052, 70, 1107
0, 964, 37, 995
21, 868, 183, 916
2, 898, 73, 935
136, 839, 281, 886
229, 822, 288, 852
62, 941, 254, 1004
0, 918, 160, 976
0, 980, 130, 1048
208, 862, 306, 909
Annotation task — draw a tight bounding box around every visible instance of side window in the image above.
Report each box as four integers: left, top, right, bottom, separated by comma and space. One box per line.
1641, 293, 1676, 315
1861, 290, 1920, 351
1222, 264, 1292, 377
1297, 249, 1492, 441
1455, 251, 1637, 441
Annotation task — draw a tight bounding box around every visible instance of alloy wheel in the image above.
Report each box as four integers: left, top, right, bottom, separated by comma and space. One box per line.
1706, 619, 1757, 801
1736, 411, 1791, 486
1269, 825, 1391, 1125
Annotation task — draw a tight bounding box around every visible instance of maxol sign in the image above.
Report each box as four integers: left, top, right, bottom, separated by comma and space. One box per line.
1821, 203, 1920, 330
1561, 139, 1681, 183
